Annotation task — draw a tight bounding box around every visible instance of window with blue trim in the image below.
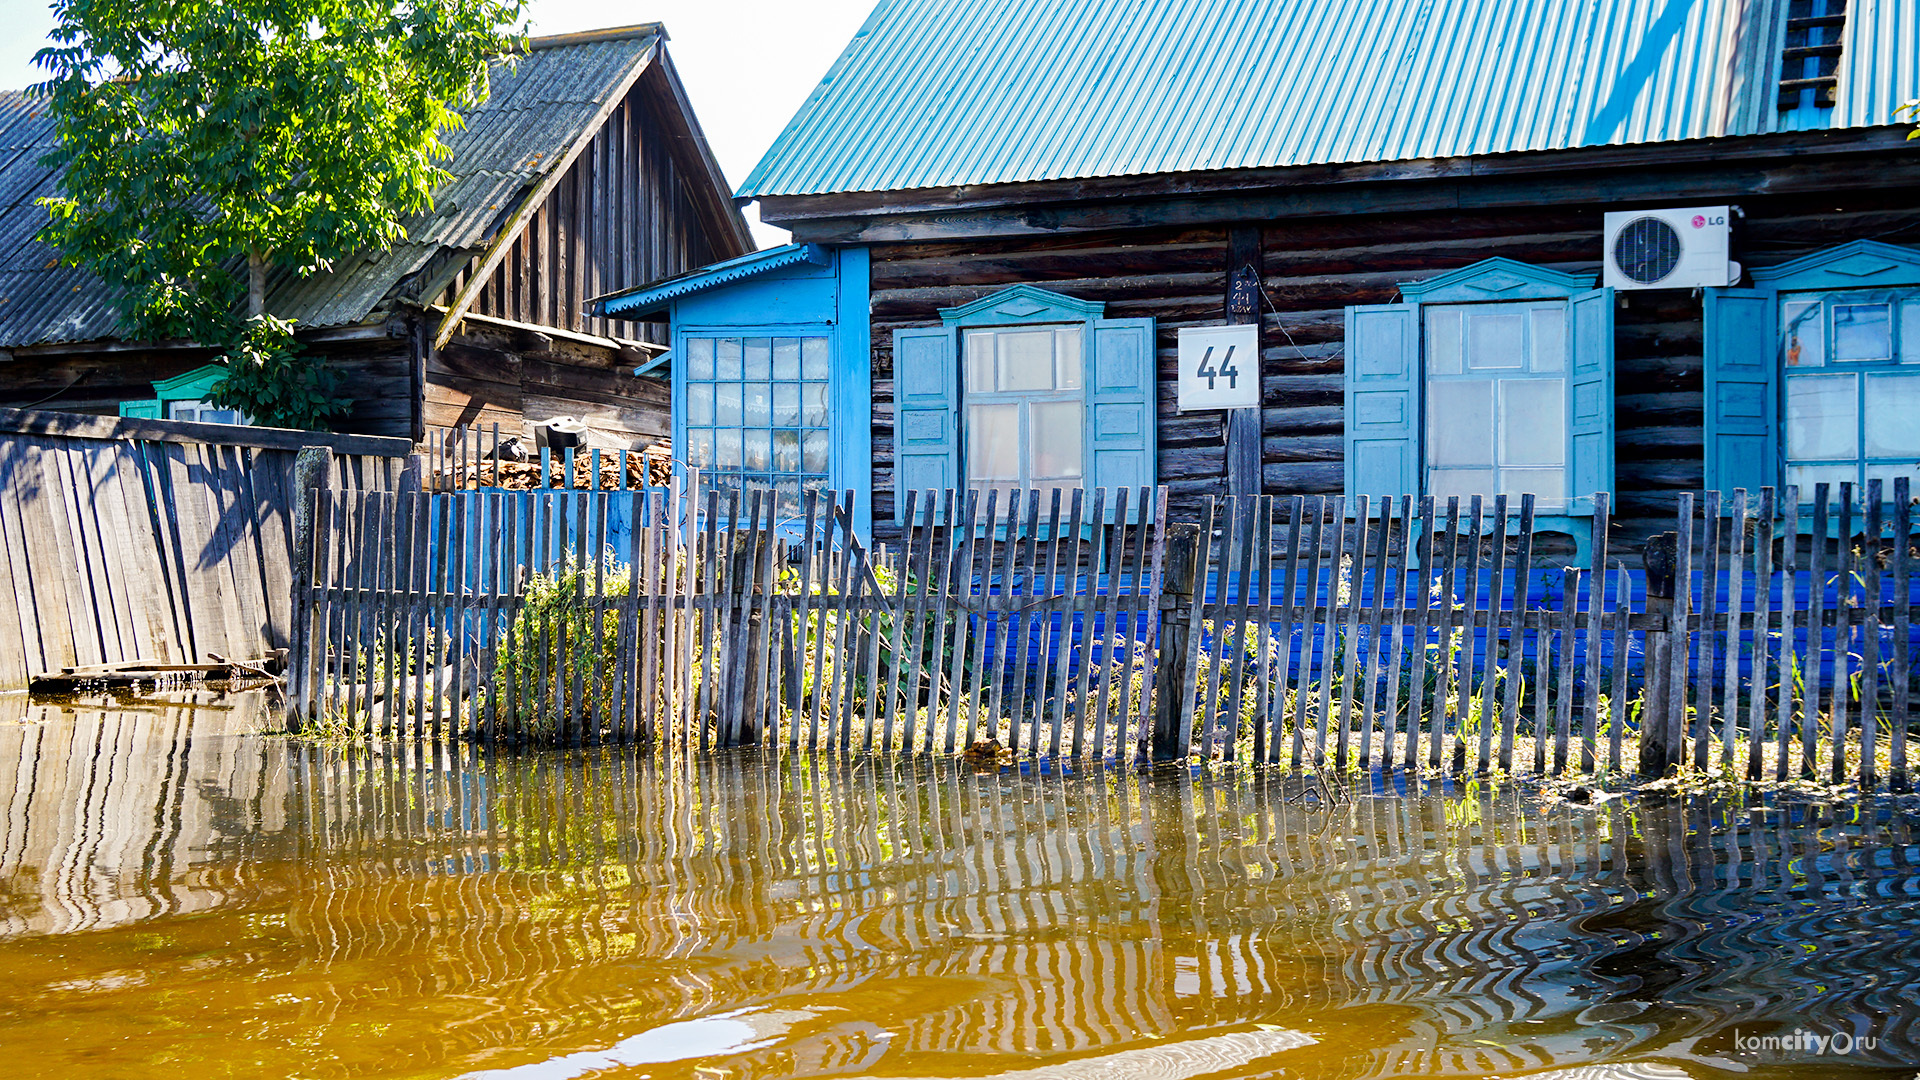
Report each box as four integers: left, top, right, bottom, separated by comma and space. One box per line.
892, 284, 1157, 523
1344, 258, 1614, 543
1780, 290, 1920, 495
682, 333, 831, 517
1705, 241, 1920, 506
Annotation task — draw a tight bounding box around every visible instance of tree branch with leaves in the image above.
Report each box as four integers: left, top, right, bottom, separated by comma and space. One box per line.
35, 0, 528, 429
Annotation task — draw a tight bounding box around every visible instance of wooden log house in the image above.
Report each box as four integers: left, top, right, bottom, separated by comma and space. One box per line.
0, 24, 751, 449
588, 0, 1920, 559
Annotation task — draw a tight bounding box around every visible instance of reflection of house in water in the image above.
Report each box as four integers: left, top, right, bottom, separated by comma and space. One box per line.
1, 714, 1915, 1076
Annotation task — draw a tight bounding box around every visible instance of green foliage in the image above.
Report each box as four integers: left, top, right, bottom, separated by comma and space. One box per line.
494, 555, 631, 742
208, 315, 349, 430
34, 0, 527, 426
1902, 98, 1920, 140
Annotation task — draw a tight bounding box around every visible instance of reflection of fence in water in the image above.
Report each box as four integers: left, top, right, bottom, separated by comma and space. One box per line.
277, 748, 1920, 1074
3, 702, 1918, 1073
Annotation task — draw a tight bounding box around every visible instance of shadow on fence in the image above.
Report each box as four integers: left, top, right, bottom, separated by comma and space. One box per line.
288, 471, 1919, 791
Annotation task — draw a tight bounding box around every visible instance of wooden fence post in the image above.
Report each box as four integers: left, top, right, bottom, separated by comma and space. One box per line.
1639, 530, 1678, 775
285, 445, 336, 729
1151, 522, 1202, 762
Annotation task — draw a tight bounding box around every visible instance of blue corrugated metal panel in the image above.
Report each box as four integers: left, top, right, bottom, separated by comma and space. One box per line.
588, 243, 832, 316
0, 30, 657, 347
739, 0, 1920, 199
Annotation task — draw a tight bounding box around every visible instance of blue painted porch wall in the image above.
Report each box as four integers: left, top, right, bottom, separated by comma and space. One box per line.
665, 245, 872, 538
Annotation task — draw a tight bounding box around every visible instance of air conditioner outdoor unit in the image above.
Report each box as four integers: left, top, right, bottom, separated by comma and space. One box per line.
1602, 206, 1740, 290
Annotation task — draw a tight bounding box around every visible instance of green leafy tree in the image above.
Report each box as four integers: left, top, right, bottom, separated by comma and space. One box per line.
34, 0, 527, 429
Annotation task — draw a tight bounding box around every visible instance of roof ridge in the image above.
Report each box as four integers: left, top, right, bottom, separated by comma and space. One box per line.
525, 23, 665, 51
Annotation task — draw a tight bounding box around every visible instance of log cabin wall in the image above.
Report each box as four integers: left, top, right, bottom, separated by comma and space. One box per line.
0, 331, 415, 440
865, 182, 1920, 552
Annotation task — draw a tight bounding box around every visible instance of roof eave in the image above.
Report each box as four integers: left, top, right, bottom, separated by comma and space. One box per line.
587, 243, 830, 319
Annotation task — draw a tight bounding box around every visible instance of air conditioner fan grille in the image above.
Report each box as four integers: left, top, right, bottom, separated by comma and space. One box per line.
1613, 216, 1683, 285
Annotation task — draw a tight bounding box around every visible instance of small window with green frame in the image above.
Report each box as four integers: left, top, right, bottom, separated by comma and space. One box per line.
118, 364, 251, 425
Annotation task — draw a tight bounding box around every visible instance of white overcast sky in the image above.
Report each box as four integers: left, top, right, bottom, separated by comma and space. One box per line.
0, 0, 878, 247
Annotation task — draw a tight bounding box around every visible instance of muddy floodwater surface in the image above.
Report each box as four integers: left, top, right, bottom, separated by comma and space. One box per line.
0, 692, 1916, 1080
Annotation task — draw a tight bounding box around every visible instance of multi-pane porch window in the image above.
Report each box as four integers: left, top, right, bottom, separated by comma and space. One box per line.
1781, 290, 1920, 496
962, 324, 1085, 501
682, 334, 830, 516
1423, 300, 1570, 511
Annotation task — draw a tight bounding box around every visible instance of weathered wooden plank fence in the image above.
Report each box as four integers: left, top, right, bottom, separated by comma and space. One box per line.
0, 407, 409, 689
292, 445, 1919, 788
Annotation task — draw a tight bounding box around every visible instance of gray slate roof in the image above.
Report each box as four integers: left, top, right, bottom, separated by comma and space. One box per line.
0, 26, 662, 348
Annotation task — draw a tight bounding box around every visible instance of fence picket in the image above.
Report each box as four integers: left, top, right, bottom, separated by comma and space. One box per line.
1892, 478, 1912, 793
1831, 484, 1854, 785
1379, 497, 1412, 771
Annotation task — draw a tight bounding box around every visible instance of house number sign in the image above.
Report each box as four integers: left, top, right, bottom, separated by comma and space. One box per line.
1176, 324, 1260, 411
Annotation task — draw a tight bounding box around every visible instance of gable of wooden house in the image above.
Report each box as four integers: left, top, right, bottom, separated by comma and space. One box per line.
0, 23, 751, 447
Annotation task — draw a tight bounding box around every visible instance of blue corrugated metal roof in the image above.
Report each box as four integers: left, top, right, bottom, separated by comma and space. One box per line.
587, 243, 830, 317
739, 0, 1920, 199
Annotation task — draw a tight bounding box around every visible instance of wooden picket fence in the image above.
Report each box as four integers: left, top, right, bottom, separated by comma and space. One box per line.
288, 477, 1919, 790
0, 407, 409, 689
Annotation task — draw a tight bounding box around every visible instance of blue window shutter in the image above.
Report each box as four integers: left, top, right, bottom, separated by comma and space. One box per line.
892, 326, 958, 522
119, 400, 161, 419
1090, 317, 1157, 518
1343, 304, 1419, 502
1568, 288, 1615, 513
1704, 287, 1778, 500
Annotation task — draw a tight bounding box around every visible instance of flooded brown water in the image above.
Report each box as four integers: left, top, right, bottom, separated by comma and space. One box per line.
1, 691, 1917, 1080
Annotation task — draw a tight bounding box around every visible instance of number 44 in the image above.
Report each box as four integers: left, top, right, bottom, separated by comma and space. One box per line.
1197, 345, 1239, 390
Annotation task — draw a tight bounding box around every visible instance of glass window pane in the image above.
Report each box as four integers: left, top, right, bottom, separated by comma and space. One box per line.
773, 382, 800, 426
1426, 308, 1462, 376
997, 329, 1056, 392
1500, 380, 1565, 467
1429, 467, 1496, 504
1783, 301, 1823, 368
967, 403, 1020, 481
802, 337, 829, 380
1427, 379, 1494, 467
686, 381, 714, 425
714, 382, 743, 426
774, 429, 801, 473
965, 330, 995, 391
1787, 462, 1856, 500
772, 337, 800, 380
802, 429, 830, 473
686, 338, 715, 379
1786, 373, 1858, 461
1530, 307, 1565, 372
1864, 463, 1920, 500
743, 429, 771, 471
1901, 299, 1920, 365
1864, 372, 1920, 458
1834, 303, 1893, 361
803, 382, 830, 426
686, 428, 713, 468
715, 428, 743, 470
1029, 401, 1084, 480
744, 382, 772, 427
1465, 312, 1525, 370
716, 337, 743, 380
1055, 328, 1084, 390
1501, 466, 1565, 508
744, 337, 773, 379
